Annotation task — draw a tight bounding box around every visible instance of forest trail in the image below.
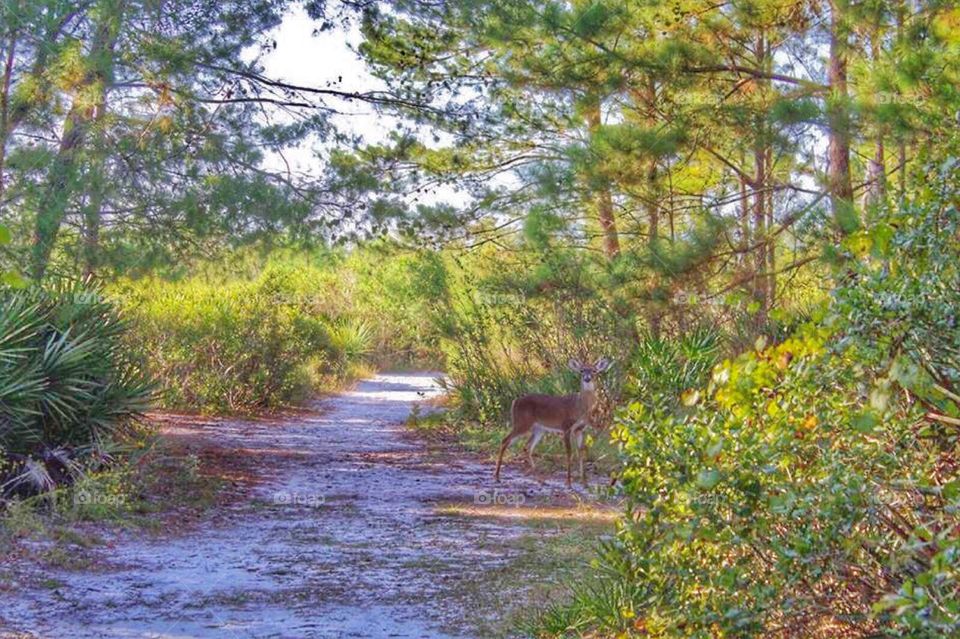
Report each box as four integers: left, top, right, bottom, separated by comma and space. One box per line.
1, 373, 609, 639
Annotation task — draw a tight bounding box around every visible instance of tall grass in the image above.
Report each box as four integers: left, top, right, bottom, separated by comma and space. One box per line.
117, 246, 450, 413
120, 265, 332, 413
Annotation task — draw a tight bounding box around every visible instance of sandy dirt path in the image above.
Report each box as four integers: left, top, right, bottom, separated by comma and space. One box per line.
1, 372, 605, 639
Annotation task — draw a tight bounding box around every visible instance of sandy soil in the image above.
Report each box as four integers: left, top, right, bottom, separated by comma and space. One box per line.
0, 372, 612, 639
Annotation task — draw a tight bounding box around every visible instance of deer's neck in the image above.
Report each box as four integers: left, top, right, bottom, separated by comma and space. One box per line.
578, 383, 597, 415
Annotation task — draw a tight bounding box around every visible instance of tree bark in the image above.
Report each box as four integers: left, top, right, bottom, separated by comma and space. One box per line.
766, 152, 776, 311
0, 25, 18, 202
739, 175, 750, 255
584, 98, 620, 259
862, 31, 886, 210
82, 159, 105, 278
827, 1, 855, 232
896, 1, 908, 199
82, 69, 112, 278
753, 146, 768, 324
752, 32, 770, 326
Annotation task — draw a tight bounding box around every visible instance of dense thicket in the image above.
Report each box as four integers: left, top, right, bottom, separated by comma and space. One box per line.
536, 158, 959, 638
343, 2, 960, 635
351, 0, 958, 336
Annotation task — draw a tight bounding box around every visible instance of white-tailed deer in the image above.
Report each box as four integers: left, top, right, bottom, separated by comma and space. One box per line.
494, 357, 612, 487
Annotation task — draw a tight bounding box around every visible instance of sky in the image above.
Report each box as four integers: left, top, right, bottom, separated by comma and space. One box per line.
253, 5, 467, 206
256, 6, 392, 171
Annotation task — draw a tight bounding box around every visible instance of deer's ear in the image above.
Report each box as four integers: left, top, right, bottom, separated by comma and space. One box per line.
594, 357, 612, 372
568, 359, 583, 372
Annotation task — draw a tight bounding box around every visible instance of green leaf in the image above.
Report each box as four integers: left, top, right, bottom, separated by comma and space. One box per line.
870, 386, 891, 412
766, 401, 781, 417
851, 411, 878, 433
697, 469, 720, 489
870, 223, 895, 257
706, 440, 723, 460
943, 480, 960, 502
835, 201, 861, 234
681, 388, 700, 406
1, 271, 27, 289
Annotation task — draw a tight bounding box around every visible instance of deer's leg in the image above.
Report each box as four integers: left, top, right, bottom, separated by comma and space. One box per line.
574, 426, 587, 486
495, 431, 519, 482
524, 429, 543, 470
563, 430, 573, 488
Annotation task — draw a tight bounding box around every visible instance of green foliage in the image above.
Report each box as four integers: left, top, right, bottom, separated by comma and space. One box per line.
0, 281, 153, 455
440, 247, 634, 431
535, 185, 960, 637
342, 246, 450, 367
119, 246, 451, 413
0, 225, 25, 288
626, 327, 722, 411
120, 266, 333, 413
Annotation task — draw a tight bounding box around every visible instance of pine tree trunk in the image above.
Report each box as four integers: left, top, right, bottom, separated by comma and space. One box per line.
596, 186, 619, 258
752, 32, 770, 327
31, 1, 123, 280
584, 99, 620, 259
0, 28, 17, 201
83, 170, 104, 278
739, 173, 750, 266
647, 161, 659, 246
753, 146, 768, 325
896, 1, 908, 199
766, 153, 776, 311
827, 1, 855, 232
82, 84, 111, 278
862, 32, 886, 210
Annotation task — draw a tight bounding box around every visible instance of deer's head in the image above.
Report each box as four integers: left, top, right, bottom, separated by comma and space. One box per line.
568, 357, 612, 390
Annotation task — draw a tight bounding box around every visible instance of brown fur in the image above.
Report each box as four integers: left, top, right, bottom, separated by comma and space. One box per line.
512, 392, 593, 431
494, 358, 610, 487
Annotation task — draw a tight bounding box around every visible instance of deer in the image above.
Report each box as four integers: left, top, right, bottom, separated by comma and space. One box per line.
494, 357, 612, 487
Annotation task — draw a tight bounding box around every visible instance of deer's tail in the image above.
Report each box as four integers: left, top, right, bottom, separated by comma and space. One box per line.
509, 397, 520, 430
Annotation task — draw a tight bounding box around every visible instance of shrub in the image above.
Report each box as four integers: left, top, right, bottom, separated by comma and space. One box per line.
440, 247, 635, 430
120, 264, 333, 413
0, 281, 153, 498
0, 281, 153, 455
344, 245, 450, 367
119, 246, 456, 413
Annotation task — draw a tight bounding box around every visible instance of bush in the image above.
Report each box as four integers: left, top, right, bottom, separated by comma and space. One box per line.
343, 245, 450, 367
0, 281, 153, 454
118, 245, 451, 413
0, 281, 153, 498
121, 264, 333, 413
440, 247, 635, 430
